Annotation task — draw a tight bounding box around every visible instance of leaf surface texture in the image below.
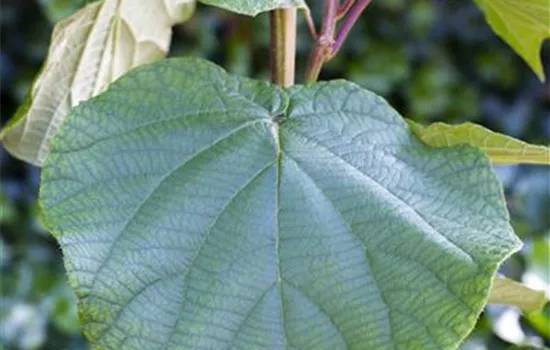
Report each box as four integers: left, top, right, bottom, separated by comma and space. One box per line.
40, 58, 521, 350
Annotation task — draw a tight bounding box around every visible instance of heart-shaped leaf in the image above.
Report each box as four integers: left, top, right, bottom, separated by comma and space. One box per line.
0, 0, 195, 166
474, 0, 550, 81
40, 58, 521, 349
199, 0, 305, 16
408, 121, 550, 165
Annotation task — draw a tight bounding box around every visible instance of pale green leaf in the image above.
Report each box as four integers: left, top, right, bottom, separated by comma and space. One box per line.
0, 0, 195, 166
408, 121, 550, 165
199, 0, 305, 16
488, 277, 548, 314
474, 0, 550, 81
40, 58, 521, 349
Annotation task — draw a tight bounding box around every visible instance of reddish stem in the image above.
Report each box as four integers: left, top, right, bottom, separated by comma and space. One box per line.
331, 0, 373, 58
336, 0, 356, 20
304, 0, 338, 84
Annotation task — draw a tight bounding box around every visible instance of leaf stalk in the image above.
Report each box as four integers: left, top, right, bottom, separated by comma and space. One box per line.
270, 8, 297, 87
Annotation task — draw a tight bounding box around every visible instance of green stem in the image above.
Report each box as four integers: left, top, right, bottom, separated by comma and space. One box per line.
270, 8, 297, 88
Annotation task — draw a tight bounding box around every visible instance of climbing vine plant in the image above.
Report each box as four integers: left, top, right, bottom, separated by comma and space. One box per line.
1, 0, 549, 349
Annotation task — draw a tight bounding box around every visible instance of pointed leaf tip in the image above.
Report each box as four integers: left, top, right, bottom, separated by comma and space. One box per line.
474, 0, 550, 82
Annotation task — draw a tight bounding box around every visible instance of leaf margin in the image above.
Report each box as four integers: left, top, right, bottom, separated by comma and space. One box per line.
198, 0, 305, 16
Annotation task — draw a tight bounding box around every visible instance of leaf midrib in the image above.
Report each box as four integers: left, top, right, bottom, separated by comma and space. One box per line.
284, 154, 396, 348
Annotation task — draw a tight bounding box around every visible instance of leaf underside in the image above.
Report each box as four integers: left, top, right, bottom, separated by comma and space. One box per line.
198, 0, 305, 16
0, 0, 195, 166
40, 58, 521, 350
408, 121, 550, 165
474, 0, 550, 81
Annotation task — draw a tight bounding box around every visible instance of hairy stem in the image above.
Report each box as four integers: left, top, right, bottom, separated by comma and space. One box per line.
270, 8, 297, 87
332, 0, 373, 58
304, 0, 338, 84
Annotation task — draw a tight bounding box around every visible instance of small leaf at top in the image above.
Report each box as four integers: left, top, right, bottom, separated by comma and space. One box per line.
408, 121, 550, 165
474, 0, 550, 81
0, 0, 195, 166
199, 0, 305, 16
488, 277, 548, 314
40, 58, 521, 349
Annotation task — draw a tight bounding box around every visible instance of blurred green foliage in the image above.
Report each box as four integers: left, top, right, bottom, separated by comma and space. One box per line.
1, 1, 549, 349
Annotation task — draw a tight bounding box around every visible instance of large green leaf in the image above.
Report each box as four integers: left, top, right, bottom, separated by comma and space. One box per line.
0, 0, 195, 166
474, 0, 550, 81
40, 58, 521, 349
408, 121, 550, 165
199, 0, 305, 16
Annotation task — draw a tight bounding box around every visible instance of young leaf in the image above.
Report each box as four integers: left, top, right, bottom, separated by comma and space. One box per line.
40, 58, 521, 350
488, 277, 548, 314
474, 0, 550, 81
0, 0, 195, 166
199, 0, 305, 16
408, 121, 550, 165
